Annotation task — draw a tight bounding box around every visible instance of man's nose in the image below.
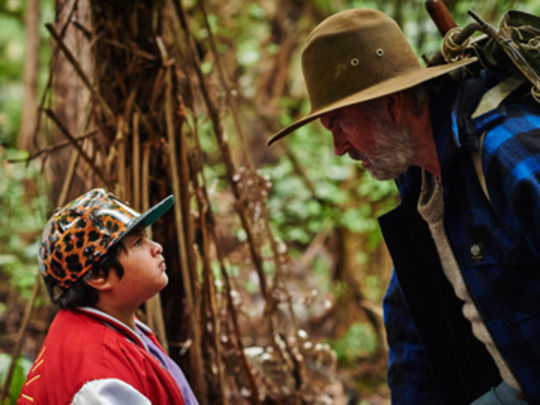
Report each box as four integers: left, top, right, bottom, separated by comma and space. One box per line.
320, 115, 347, 156
332, 132, 348, 156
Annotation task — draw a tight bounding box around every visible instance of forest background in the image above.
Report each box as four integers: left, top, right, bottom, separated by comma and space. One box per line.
0, 0, 538, 404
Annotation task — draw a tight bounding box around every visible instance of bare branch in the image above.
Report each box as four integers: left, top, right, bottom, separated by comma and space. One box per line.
43, 108, 110, 187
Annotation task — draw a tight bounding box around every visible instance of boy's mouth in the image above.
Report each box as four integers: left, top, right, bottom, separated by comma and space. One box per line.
159, 260, 167, 271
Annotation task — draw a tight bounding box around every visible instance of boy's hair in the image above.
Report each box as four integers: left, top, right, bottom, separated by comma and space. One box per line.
38, 188, 174, 306
53, 241, 126, 309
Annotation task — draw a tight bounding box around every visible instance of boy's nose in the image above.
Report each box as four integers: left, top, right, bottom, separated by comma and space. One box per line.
151, 240, 163, 255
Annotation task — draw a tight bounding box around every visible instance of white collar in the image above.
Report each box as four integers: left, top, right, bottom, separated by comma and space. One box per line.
77, 306, 151, 350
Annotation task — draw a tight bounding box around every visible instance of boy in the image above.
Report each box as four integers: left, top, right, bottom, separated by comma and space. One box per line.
18, 188, 198, 404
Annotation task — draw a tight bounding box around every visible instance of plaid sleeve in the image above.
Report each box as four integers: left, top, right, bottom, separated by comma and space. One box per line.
481, 104, 540, 258
383, 270, 444, 404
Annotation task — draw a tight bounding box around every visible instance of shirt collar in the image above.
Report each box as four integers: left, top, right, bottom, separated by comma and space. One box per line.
429, 72, 506, 170
77, 306, 151, 350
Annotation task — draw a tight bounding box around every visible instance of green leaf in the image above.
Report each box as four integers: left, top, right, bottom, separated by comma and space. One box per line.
0, 354, 32, 404
329, 322, 377, 366
201, 61, 213, 75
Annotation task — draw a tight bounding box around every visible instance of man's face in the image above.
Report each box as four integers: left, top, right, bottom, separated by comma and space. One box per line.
320, 100, 414, 180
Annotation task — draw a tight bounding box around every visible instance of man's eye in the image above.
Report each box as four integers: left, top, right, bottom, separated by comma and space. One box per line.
327, 118, 334, 129
321, 115, 334, 130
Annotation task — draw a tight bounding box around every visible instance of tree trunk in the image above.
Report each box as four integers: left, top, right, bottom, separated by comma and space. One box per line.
49, 0, 93, 203
18, 0, 40, 151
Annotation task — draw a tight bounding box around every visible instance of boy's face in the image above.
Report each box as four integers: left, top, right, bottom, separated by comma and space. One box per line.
110, 230, 168, 308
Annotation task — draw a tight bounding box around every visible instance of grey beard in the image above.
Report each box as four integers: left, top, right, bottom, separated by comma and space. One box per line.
366, 118, 415, 181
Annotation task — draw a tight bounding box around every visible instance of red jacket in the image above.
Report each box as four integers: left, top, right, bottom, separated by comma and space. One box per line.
18, 308, 185, 404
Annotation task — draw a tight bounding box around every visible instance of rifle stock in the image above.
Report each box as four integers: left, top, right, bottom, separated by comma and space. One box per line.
426, 0, 457, 36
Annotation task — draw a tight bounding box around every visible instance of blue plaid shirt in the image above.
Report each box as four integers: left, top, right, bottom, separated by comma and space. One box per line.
379, 73, 540, 404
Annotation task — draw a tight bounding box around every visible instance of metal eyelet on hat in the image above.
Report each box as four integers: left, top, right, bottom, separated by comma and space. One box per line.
350, 57, 359, 66
376, 48, 384, 56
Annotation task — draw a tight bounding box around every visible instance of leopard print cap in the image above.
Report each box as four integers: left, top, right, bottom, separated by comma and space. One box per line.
38, 188, 144, 300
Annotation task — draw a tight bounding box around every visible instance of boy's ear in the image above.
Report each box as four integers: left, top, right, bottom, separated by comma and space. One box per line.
85, 270, 116, 292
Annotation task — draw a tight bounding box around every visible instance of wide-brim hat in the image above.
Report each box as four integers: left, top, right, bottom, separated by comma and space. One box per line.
38, 188, 174, 300
268, 8, 475, 145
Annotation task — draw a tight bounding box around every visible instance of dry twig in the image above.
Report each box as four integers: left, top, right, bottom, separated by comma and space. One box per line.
43, 108, 110, 187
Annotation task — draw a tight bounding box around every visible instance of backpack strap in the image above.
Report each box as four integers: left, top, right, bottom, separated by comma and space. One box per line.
470, 75, 526, 202
471, 132, 489, 201
471, 75, 526, 118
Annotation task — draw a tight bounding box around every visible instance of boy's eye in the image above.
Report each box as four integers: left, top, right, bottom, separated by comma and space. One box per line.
134, 237, 143, 246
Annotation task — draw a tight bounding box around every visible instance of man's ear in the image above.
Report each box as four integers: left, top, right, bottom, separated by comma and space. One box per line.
386, 92, 404, 124
85, 270, 116, 292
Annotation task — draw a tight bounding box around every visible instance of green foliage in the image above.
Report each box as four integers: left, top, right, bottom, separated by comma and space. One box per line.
0, 354, 32, 404
0, 148, 49, 298
312, 257, 331, 294
364, 274, 384, 303
0, 0, 53, 147
0, 9, 24, 145
329, 322, 377, 366
235, 2, 269, 57
0, 12, 25, 81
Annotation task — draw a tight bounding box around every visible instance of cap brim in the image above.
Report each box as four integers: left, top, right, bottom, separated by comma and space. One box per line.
125, 195, 175, 235
267, 57, 476, 145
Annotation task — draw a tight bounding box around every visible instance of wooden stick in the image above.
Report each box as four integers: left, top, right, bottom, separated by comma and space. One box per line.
132, 113, 141, 211
173, 0, 269, 301
163, 54, 208, 404
58, 145, 81, 208
0, 276, 41, 401
180, 1, 306, 387
43, 108, 110, 187
142, 143, 152, 240
191, 13, 300, 325
45, 23, 116, 125
197, 0, 253, 170
163, 49, 195, 338
196, 0, 301, 334
177, 80, 227, 402
26, 128, 101, 161
31, 0, 80, 149
189, 123, 261, 405
116, 116, 127, 200
142, 144, 157, 342
169, 67, 199, 301
142, 141, 169, 352
194, 185, 228, 404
